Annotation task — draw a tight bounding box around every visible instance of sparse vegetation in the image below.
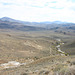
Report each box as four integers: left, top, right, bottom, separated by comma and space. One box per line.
0, 29, 75, 75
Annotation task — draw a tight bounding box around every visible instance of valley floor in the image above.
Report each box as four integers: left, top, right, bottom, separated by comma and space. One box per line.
0, 30, 75, 75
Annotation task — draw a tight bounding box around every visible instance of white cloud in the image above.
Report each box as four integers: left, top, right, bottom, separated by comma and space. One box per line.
0, 0, 75, 23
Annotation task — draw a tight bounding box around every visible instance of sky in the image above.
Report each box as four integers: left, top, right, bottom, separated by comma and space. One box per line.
0, 0, 75, 23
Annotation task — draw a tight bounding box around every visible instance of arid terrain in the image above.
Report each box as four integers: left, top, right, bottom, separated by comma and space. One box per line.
0, 29, 75, 75
0, 17, 75, 75
0, 0, 75, 74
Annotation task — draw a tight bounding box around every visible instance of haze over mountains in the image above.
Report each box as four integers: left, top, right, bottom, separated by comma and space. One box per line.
0, 17, 66, 24
0, 17, 75, 31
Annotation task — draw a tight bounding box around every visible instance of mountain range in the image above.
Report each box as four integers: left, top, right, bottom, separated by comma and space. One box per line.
0, 17, 46, 31
0, 17, 66, 24
0, 17, 75, 31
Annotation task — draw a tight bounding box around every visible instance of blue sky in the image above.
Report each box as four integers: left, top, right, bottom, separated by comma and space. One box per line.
0, 0, 75, 23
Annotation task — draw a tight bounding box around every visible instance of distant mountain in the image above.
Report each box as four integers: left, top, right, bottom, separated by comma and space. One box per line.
0, 17, 16, 22
0, 17, 75, 31
39, 21, 66, 24
0, 19, 46, 31
52, 21, 67, 24
0, 17, 67, 25
0, 17, 33, 25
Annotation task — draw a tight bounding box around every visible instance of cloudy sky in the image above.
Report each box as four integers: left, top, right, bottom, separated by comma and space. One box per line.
0, 0, 75, 23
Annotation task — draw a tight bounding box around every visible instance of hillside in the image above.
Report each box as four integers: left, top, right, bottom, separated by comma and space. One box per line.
0, 20, 45, 31
0, 30, 74, 75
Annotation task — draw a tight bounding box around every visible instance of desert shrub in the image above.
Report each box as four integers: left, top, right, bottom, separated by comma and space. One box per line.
54, 65, 75, 75
71, 61, 75, 65
21, 73, 28, 75
38, 70, 45, 75
53, 64, 65, 72
67, 60, 75, 66
34, 56, 39, 60
38, 70, 50, 75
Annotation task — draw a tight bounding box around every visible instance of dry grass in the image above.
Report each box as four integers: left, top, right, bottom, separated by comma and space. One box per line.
0, 30, 75, 75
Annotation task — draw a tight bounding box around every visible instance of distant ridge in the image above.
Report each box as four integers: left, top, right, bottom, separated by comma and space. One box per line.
0, 17, 75, 31
0, 17, 67, 24
0, 17, 46, 31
